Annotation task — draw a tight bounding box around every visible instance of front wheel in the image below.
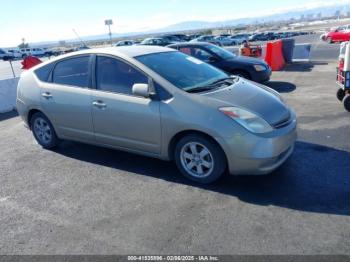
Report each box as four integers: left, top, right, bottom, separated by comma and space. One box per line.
174, 135, 227, 184
343, 95, 350, 112
30, 112, 59, 149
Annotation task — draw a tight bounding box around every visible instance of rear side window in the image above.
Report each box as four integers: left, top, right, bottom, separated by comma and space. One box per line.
34, 63, 55, 82
53, 56, 90, 88
96, 56, 148, 95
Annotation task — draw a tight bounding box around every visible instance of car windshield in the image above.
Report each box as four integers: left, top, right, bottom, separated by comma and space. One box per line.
204, 44, 236, 60
136, 51, 229, 92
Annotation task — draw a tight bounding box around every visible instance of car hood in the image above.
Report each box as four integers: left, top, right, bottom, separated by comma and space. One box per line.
229, 55, 266, 66
201, 78, 291, 126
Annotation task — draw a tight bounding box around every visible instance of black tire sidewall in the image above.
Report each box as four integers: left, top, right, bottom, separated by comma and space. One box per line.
30, 112, 58, 149
343, 95, 350, 112
337, 88, 346, 101
174, 135, 227, 184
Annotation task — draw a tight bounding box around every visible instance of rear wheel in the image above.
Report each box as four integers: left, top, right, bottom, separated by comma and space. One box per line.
174, 134, 227, 184
337, 88, 346, 101
30, 112, 59, 149
343, 94, 350, 112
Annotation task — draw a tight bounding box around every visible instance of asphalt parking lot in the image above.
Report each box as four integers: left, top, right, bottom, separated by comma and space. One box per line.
0, 34, 350, 255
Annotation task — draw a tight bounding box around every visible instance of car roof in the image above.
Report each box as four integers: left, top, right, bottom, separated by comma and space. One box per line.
28, 46, 177, 72
168, 42, 211, 48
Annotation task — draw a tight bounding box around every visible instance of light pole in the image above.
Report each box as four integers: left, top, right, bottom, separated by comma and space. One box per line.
105, 19, 113, 46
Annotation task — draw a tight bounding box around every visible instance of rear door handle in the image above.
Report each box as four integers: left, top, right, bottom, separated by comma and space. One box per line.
92, 101, 107, 109
42, 92, 52, 99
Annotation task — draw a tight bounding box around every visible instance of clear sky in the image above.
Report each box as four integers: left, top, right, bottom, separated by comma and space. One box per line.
0, 0, 348, 47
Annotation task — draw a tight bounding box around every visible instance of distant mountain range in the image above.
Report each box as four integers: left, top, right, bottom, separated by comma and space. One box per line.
32, 2, 350, 47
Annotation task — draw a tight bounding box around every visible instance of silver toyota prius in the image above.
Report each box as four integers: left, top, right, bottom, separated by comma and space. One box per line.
17, 46, 297, 184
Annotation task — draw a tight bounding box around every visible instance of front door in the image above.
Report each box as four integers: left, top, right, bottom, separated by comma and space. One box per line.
91, 55, 161, 155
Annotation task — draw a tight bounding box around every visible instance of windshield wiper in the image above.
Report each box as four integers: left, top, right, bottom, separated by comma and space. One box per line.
187, 86, 216, 93
186, 77, 237, 93
208, 76, 236, 86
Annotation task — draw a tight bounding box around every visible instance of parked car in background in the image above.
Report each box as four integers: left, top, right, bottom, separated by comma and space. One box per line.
159, 35, 182, 44
230, 34, 249, 45
188, 34, 202, 40
17, 46, 296, 184
0, 48, 14, 61
264, 32, 277, 41
140, 38, 168, 46
324, 27, 350, 43
7, 49, 23, 59
115, 40, 135, 46
214, 36, 235, 46
163, 34, 187, 42
140, 37, 175, 46
20, 47, 46, 58
168, 42, 271, 83
190, 35, 222, 46
249, 33, 268, 42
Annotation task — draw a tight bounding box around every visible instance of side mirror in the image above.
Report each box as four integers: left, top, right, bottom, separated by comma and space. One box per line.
132, 83, 150, 98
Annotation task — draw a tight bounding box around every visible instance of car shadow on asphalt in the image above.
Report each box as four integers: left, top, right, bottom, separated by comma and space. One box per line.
265, 81, 296, 93
54, 140, 350, 216
282, 61, 328, 72
0, 110, 18, 121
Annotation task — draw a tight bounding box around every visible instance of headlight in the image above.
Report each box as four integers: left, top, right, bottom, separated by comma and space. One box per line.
253, 64, 266, 72
219, 107, 273, 134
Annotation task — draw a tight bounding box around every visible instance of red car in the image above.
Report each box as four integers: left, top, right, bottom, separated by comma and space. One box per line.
324, 26, 350, 43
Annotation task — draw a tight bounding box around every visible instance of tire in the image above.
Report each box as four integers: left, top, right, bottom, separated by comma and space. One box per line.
337, 88, 346, 102
174, 134, 227, 184
30, 112, 59, 149
343, 94, 350, 112
327, 37, 333, 44
232, 70, 251, 80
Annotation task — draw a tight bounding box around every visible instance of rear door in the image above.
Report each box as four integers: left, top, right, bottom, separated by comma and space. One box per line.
91, 55, 161, 154
40, 55, 94, 142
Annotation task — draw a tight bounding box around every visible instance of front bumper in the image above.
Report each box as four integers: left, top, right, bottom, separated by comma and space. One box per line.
217, 113, 297, 175
252, 68, 272, 83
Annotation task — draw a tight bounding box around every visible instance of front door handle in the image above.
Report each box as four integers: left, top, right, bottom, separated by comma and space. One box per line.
42, 92, 52, 99
92, 101, 107, 109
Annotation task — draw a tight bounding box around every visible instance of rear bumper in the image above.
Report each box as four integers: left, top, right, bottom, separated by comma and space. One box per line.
217, 113, 297, 175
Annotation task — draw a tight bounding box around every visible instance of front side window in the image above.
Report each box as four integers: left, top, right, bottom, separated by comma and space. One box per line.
136, 51, 227, 92
96, 56, 148, 95
188, 47, 215, 63
204, 44, 236, 60
53, 56, 90, 88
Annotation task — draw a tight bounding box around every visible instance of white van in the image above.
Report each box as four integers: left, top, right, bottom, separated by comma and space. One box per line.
7, 49, 23, 58
20, 47, 46, 57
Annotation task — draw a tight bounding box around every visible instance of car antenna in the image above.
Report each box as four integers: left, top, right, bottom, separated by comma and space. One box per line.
72, 29, 88, 48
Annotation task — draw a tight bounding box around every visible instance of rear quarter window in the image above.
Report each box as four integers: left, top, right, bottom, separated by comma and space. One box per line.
34, 63, 55, 82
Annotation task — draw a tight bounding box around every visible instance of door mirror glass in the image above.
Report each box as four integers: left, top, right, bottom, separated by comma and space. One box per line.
132, 83, 150, 98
